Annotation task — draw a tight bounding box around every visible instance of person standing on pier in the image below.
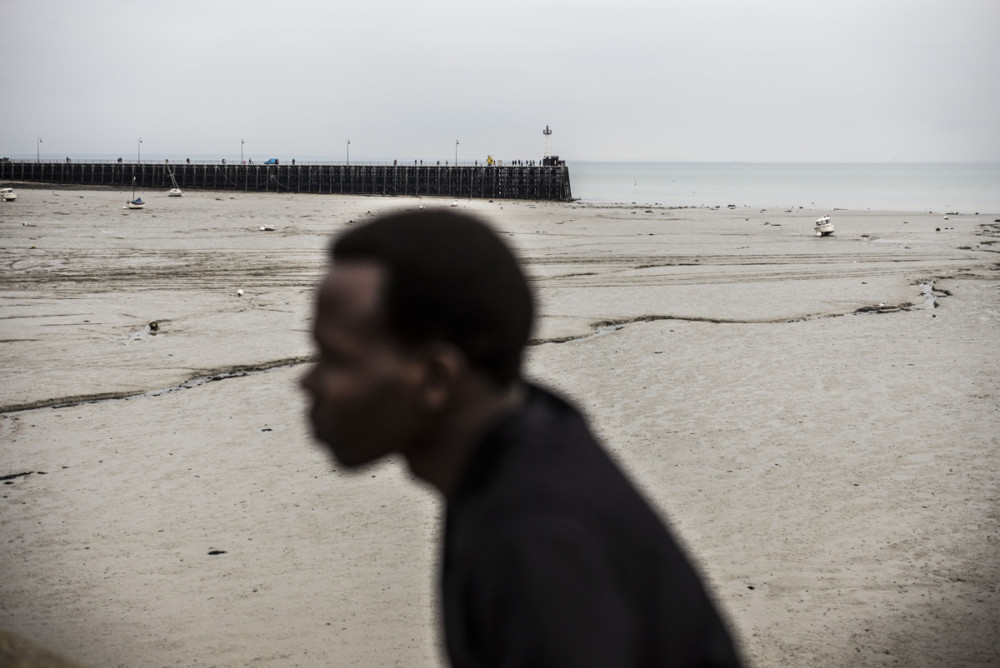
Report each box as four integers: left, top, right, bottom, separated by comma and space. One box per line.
300, 209, 742, 666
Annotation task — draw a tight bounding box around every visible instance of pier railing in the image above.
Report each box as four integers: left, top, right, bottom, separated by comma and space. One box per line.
0, 161, 572, 201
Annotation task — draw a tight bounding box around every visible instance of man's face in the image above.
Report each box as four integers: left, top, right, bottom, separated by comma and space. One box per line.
300, 262, 425, 468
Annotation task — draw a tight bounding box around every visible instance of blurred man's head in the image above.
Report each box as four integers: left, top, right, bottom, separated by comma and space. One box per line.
301, 209, 533, 469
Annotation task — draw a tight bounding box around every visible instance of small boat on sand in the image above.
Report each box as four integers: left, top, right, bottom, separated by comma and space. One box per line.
814, 215, 834, 236
1, 187, 16, 201
167, 170, 182, 197
125, 177, 145, 210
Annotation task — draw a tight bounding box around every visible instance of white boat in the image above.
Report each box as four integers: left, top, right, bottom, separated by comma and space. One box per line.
167, 170, 182, 197
125, 177, 145, 209
1, 187, 16, 201
814, 215, 834, 236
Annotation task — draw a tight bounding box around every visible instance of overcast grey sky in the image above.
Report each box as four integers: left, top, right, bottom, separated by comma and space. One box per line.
2, 0, 998, 163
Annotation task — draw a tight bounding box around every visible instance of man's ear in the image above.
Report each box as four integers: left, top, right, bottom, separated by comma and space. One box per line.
416, 342, 467, 412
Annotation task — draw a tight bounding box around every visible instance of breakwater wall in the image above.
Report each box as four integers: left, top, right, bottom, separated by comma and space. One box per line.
0, 161, 572, 201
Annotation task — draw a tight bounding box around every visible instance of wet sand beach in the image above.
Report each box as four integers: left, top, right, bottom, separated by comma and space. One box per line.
1, 187, 998, 666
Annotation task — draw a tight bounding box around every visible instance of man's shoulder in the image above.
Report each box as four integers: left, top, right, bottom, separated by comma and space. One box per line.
449, 382, 670, 548
499, 382, 596, 455
464, 383, 615, 496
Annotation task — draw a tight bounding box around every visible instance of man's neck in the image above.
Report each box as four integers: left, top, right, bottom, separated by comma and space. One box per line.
405, 380, 526, 497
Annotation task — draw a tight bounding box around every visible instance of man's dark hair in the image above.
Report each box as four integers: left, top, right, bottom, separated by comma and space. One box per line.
330, 209, 534, 386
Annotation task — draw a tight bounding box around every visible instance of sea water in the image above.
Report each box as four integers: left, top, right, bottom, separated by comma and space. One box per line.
566, 162, 1000, 213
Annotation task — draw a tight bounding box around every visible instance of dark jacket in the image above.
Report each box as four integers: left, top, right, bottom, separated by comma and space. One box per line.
442, 384, 742, 667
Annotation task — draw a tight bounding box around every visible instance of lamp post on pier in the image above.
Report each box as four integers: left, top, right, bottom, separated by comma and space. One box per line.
138, 138, 142, 164
36, 137, 42, 162
241, 139, 244, 164
455, 140, 459, 166
346, 139, 350, 166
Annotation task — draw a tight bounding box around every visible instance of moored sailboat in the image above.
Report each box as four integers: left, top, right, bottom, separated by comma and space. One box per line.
126, 177, 145, 210
167, 170, 182, 197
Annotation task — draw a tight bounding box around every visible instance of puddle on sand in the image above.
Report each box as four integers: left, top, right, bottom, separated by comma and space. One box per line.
918, 281, 945, 309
